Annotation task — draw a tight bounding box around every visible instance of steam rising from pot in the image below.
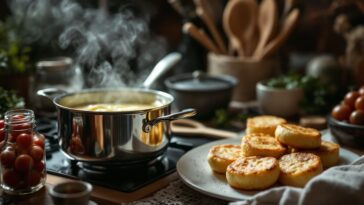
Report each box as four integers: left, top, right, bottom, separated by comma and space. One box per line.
8, 0, 167, 88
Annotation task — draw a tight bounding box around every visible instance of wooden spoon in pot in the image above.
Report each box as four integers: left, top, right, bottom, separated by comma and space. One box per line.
223, 0, 257, 57
258, 8, 300, 59
253, 0, 278, 58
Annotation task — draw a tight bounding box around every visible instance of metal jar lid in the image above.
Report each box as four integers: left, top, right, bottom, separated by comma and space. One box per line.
36, 57, 73, 72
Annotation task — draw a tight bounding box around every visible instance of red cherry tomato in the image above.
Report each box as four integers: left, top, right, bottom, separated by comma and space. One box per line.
349, 110, 364, 125
0, 149, 16, 168
12, 114, 25, 121
344, 91, 360, 109
331, 104, 352, 121
34, 161, 45, 173
15, 154, 34, 173
355, 96, 364, 110
26, 171, 41, 187
16, 133, 33, 150
0, 128, 4, 142
359, 86, 364, 96
30, 145, 44, 162
33, 136, 45, 149
10, 123, 32, 142
0, 120, 4, 129
3, 169, 20, 188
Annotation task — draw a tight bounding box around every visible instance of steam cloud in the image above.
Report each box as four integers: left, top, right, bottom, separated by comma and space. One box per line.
8, 0, 167, 88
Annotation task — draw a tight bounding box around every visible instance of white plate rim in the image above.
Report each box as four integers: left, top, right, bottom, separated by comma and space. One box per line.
176, 136, 360, 201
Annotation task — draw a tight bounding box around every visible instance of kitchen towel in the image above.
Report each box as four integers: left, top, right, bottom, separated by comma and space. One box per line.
230, 155, 364, 205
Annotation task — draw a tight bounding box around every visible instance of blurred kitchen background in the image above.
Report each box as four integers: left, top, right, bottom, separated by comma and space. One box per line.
0, 0, 364, 122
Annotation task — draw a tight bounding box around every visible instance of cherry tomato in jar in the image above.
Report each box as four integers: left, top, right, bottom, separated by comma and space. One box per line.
30, 145, 44, 162
349, 110, 364, 125
33, 135, 45, 149
11, 114, 25, 121
344, 91, 360, 109
3, 169, 21, 188
0, 148, 16, 168
14, 154, 34, 173
34, 161, 45, 173
0, 120, 4, 129
331, 104, 352, 121
10, 123, 32, 142
16, 133, 33, 150
355, 96, 364, 110
26, 170, 41, 187
359, 86, 364, 96
0, 129, 4, 142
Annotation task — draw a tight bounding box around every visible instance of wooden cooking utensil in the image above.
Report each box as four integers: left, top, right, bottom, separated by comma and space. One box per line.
223, 0, 258, 57
183, 22, 221, 54
195, 0, 227, 54
258, 9, 300, 59
253, 0, 278, 58
171, 119, 238, 139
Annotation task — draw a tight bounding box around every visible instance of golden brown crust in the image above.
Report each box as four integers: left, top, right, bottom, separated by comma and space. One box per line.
207, 144, 242, 173
246, 116, 287, 136
241, 134, 286, 158
279, 153, 323, 187
275, 124, 321, 149
226, 156, 280, 190
294, 141, 340, 169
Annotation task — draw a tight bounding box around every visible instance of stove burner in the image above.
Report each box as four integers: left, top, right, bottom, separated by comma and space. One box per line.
80, 155, 169, 175
37, 117, 215, 192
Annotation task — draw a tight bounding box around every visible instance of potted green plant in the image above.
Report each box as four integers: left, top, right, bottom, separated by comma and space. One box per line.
0, 20, 33, 105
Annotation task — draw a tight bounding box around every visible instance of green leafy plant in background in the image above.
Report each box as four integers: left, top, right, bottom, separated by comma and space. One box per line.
0, 20, 33, 74
0, 87, 24, 118
265, 73, 346, 115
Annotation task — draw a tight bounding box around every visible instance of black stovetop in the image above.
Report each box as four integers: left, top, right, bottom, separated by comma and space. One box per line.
36, 118, 214, 192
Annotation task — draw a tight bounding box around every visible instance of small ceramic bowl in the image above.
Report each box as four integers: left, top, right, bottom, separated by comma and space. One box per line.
256, 80, 304, 117
49, 181, 93, 205
328, 116, 364, 148
165, 71, 237, 119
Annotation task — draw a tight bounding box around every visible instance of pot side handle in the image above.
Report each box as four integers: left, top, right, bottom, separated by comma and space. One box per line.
143, 108, 197, 133
37, 88, 68, 101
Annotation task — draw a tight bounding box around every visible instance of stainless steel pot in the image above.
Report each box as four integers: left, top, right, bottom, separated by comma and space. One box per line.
38, 52, 196, 164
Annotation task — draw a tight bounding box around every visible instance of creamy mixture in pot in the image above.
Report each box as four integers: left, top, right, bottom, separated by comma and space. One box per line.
75, 103, 156, 111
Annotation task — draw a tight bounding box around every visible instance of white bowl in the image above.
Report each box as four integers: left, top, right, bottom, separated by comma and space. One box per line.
256, 81, 304, 117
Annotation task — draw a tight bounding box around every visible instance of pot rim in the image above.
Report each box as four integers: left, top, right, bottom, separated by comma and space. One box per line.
53, 87, 174, 114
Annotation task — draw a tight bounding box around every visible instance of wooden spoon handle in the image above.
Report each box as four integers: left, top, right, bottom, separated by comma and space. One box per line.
183, 22, 221, 54
171, 119, 238, 139
259, 9, 300, 59
196, 8, 227, 54
195, 0, 227, 54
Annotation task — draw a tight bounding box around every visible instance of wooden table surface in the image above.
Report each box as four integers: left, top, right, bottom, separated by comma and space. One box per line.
4, 172, 179, 205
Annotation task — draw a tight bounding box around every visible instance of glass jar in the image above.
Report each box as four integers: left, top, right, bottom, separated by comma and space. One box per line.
0, 109, 46, 195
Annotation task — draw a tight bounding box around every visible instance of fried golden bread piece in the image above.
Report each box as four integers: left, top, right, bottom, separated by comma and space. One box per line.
241, 133, 286, 158
246, 115, 287, 136
207, 144, 242, 173
226, 156, 280, 190
279, 152, 323, 187
275, 124, 321, 149
293, 140, 340, 169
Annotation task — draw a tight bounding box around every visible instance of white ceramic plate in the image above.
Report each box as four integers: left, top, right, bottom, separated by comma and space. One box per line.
177, 134, 359, 201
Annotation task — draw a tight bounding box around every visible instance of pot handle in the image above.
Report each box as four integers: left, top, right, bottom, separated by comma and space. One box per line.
143, 108, 197, 133
142, 52, 182, 89
37, 88, 68, 101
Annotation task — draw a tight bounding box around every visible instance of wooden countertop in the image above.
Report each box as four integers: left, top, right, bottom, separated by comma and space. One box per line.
3, 172, 179, 205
